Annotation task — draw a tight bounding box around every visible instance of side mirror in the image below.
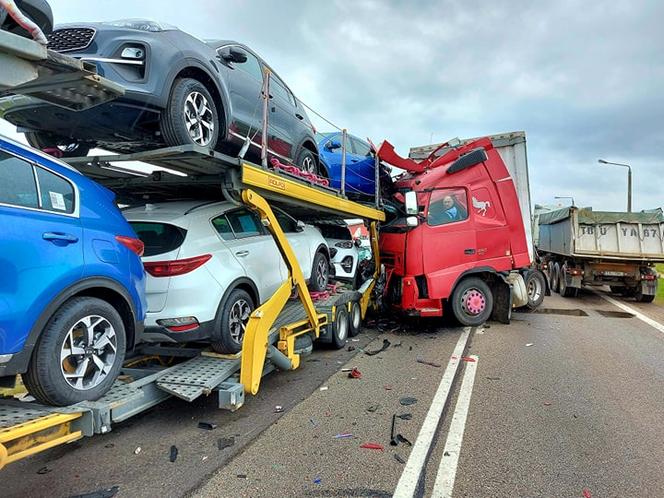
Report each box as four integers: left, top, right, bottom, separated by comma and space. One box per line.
326, 140, 342, 150
296, 220, 306, 232
406, 216, 419, 227
219, 47, 247, 64
354, 238, 362, 247
404, 191, 418, 215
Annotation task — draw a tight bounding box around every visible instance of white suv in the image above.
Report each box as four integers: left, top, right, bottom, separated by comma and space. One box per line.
317, 223, 361, 287
124, 201, 330, 353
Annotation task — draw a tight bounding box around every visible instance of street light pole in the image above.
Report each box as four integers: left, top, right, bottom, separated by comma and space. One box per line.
598, 159, 632, 212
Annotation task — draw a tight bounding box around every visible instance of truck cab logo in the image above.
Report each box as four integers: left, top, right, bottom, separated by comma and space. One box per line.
472, 196, 491, 216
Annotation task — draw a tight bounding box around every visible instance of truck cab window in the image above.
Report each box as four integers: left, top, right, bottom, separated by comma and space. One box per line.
428, 188, 468, 226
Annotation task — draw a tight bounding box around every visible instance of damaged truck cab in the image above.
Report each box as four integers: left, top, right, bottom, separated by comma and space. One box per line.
378, 133, 533, 326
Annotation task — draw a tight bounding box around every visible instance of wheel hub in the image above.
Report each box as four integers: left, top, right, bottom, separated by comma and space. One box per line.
462, 289, 486, 315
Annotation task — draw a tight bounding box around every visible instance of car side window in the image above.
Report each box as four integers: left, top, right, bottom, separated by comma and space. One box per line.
270, 76, 295, 106
211, 215, 235, 241
0, 150, 39, 208
35, 166, 75, 214
274, 209, 297, 233
351, 137, 371, 157
225, 208, 264, 238
428, 188, 469, 226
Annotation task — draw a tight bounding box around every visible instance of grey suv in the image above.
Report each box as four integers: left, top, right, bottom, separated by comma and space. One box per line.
0, 19, 320, 171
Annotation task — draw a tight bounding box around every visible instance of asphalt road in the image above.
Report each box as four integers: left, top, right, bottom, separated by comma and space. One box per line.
4, 288, 664, 497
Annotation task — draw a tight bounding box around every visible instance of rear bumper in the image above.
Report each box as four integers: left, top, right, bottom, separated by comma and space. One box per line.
139, 319, 216, 345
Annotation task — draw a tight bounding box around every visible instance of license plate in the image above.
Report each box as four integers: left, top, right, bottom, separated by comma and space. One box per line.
603, 271, 625, 276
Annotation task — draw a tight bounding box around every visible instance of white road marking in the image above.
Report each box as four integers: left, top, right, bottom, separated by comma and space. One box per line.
393, 326, 472, 498
431, 354, 479, 498
592, 289, 664, 336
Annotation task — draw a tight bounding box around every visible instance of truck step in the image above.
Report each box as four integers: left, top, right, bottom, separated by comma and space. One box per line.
156, 356, 241, 402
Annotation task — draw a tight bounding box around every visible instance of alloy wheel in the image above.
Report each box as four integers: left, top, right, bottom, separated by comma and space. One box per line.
316, 258, 329, 290
183, 91, 215, 146
59, 315, 118, 391
301, 155, 315, 173
229, 299, 252, 343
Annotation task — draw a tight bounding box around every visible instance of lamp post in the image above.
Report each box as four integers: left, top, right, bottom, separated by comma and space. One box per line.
554, 196, 575, 207
598, 159, 632, 212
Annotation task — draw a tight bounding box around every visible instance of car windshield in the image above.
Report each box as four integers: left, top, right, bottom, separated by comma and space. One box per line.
103, 19, 178, 32
318, 224, 352, 240
315, 132, 335, 142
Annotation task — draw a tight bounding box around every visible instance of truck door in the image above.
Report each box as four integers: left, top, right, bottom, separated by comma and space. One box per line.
469, 186, 512, 269
421, 188, 477, 298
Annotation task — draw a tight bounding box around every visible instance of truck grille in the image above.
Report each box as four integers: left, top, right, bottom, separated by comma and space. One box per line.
47, 28, 95, 52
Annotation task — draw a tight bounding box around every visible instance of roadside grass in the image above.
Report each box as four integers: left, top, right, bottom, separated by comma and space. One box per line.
657, 264, 664, 304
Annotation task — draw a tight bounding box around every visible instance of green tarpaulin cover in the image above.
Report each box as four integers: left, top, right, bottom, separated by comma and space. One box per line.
538, 207, 664, 226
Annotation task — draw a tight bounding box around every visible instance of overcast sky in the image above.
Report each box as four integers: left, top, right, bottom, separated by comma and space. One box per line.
2, 0, 662, 211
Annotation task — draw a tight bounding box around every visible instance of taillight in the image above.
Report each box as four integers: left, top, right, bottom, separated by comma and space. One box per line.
642, 274, 656, 281
144, 254, 212, 277
157, 317, 199, 332
116, 235, 145, 257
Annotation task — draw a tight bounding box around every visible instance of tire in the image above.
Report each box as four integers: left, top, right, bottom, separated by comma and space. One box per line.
450, 277, 494, 327
22, 297, 126, 406
25, 131, 91, 158
551, 263, 561, 293
210, 289, 254, 354
634, 287, 655, 303
348, 300, 362, 337
160, 78, 220, 149
331, 305, 349, 349
546, 260, 557, 291
295, 147, 319, 175
309, 252, 329, 292
524, 270, 546, 310
609, 285, 623, 294
559, 265, 578, 297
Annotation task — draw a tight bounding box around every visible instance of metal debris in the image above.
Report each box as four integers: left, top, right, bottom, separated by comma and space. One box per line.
198, 421, 217, 431
169, 445, 178, 463
217, 437, 235, 450
365, 338, 391, 356
399, 397, 418, 406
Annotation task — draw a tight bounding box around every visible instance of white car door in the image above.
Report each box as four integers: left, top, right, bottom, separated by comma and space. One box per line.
274, 209, 313, 280
213, 208, 285, 303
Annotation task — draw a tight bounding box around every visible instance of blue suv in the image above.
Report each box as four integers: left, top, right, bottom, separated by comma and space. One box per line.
0, 135, 146, 406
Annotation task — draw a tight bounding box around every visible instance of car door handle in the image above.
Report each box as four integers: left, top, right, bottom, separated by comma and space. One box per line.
235, 250, 250, 257
351, 158, 359, 163
43, 232, 79, 243
464, 248, 476, 255
295, 113, 304, 120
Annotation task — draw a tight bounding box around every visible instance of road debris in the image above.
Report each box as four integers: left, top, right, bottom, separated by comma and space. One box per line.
104, 443, 114, 449
394, 454, 406, 464
36, 466, 52, 475
582, 489, 592, 498
526, 343, 534, 347
133, 447, 142, 455
333, 433, 354, 439
390, 414, 413, 447
365, 338, 391, 356
202, 456, 208, 462
396, 413, 412, 420
360, 442, 384, 451
400, 397, 418, 406
69, 486, 120, 498
366, 404, 381, 413
384, 385, 393, 390
461, 356, 476, 362
543, 401, 552, 406
416, 356, 441, 367
347, 367, 362, 379
274, 405, 284, 413
319, 386, 329, 391
347, 346, 356, 351
197, 421, 217, 430
217, 437, 235, 450
393, 341, 402, 347
169, 445, 178, 462
237, 474, 247, 479
313, 477, 322, 485
486, 376, 501, 381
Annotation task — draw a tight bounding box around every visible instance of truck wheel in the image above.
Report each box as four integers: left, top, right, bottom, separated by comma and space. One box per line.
309, 252, 329, 292
348, 300, 362, 337
296, 147, 319, 175
609, 286, 623, 294
331, 305, 349, 348
210, 289, 254, 354
22, 297, 126, 406
451, 277, 493, 327
551, 263, 561, 293
25, 131, 92, 158
559, 265, 578, 298
160, 78, 220, 149
524, 270, 546, 310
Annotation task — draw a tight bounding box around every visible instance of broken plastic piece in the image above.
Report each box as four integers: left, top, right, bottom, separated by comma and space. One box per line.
366, 404, 381, 413
525, 343, 534, 347
319, 386, 329, 391
396, 413, 412, 420
416, 356, 441, 367
365, 338, 391, 356
461, 356, 476, 362
217, 437, 235, 450
360, 442, 384, 451
169, 445, 178, 463
237, 474, 247, 479
394, 454, 406, 464
348, 367, 362, 379
198, 421, 217, 430
399, 397, 417, 406
69, 486, 120, 498
582, 489, 592, 498
274, 405, 284, 413
36, 466, 51, 475
334, 433, 354, 439
313, 477, 322, 485
134, 447, 142, 455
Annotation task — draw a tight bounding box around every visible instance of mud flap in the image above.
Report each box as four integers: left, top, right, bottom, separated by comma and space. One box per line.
491, 281, 513, 324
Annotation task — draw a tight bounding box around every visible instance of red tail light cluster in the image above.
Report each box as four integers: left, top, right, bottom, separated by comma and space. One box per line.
642, 273, 656, 281
115, 235, 145, 257
144, 254, 212, 277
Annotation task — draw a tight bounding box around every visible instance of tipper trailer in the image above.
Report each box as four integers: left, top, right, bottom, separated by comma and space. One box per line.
0, 27, 539, 469
537, 207, 664, 301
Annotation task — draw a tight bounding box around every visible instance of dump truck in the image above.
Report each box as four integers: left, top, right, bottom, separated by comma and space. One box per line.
537, 207, 664, 301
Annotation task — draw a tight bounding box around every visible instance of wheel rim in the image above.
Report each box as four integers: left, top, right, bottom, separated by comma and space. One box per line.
336, 313, 348, 341
59, 315, 117, 391
316, 258, 328, 289
183, 91, 214, 146
301, 154, 315, 173
229, 299, 252, 344
461, 288, 486, 316
351, 303, 361, 329
527, 277, 542, 302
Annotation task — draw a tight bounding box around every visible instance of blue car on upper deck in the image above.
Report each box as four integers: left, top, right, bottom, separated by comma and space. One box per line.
0, 135, 146, 406
316, 132, 377, 198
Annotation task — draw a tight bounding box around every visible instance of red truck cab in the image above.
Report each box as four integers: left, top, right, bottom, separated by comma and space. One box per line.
378, 136, 531, 325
